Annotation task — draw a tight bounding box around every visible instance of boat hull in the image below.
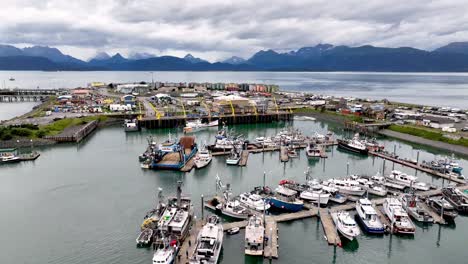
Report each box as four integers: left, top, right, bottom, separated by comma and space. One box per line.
269, 198, 303, 212
355, 214, 384, 234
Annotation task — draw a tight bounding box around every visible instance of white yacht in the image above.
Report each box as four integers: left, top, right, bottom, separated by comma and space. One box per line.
152, 242, 177, 264
337, 133, 368, 155
299, 183, 330, 206
184, 119, 219, 132
305, 142, 321, 158
244, 215, 264, 256
194, 146, 212, 169
0, 153, 21, 163
323, 179, 366, 196
238, 192, 270, 211
331, 211, 361, 241
386, 170, 430, 191
190, 216, 223, 264
216, 199, 250, 220
349, 175, 388, 196
383, 197, 416, 234
355, 198, 385, 234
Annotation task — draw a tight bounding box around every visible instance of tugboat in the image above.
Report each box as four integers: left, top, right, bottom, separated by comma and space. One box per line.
442, 187, 468, 214
331, 211, 361, 241
337, 133, 368, 155
269, 185, 304, 212
244, 215, 264, 256
355, 198, 385, 234
428, 197, 458, 222
190, 215, 223, 264
383, 197, 416, 235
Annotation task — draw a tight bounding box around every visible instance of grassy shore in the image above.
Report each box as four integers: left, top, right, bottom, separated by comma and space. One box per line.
0, 115, 108, 141
388, 124, 468, 148
293, 107, 364, 123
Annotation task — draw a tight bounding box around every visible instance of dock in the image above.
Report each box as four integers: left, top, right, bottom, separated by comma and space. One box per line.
222, 220, 248, 230
177, 219, 204, 264
18, 152, 40, 161
44, 120, 98, 143
374, 205, 390, 227
239, 150, 249, 166
271, 208, 318, 222
319, 208, 341, 246
369, 151, 465, 184
419, 201, 446, 224
180, 157, 196, 172
263, 218, 279, 259
280, 146, 289, 162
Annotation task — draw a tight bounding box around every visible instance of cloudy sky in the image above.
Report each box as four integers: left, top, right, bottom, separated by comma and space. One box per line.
2, 0, 468, 61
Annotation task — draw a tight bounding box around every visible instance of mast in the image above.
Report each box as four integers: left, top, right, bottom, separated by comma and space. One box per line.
176, 181, 182, 209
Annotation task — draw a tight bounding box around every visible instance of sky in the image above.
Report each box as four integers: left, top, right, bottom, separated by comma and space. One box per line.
2, 0, 468, 61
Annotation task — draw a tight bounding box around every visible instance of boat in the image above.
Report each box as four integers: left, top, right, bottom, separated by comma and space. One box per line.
269, 185, 304, 212
305, 142, 321, 158
190, 215, 223, 264
238, 192, 270, 211
299, 185, 330, 206
383, 197, 416, 234
226, 148, 241, 165
322, 186, 347, 204
184, 119, 219, 133
136, 228, 153, 247
355, 198, 385, 234
337, 133, 368, 155
428, 197, 458, 222
386, 170, 430, 191
442, 187, 468, 214
124, 119, 139, 132
287, 147, 299, 158
194, 145, 212, 169
9, 77, 15, 81
145, 136, 198, 170
314, 132, 326, 143
0, 153, 21, 163
152, 239, 178, 264
244, 215, 264, 256
349, 175, 388, 196
331, 211, 361, 241
293, 116, 316, 121
400, 194, 434, 223
227, 227, 240, 235
215, 199, 250, 220
322, 178, 366, 196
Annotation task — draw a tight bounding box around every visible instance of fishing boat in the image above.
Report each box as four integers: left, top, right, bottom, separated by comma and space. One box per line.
428, 197, 458, 222
442, 187, 468, 214
355, 198, 385, 234
305, 142, 321, 158
269, 185, 304, 212
152, 239, 178, 264
349, 175, 388, 196
226, 148, 241, 165
0, 153, 21, 163
244, 215, 264, 256
400, 194, 434, 223
337, 133, 368, 155
124, 119, 139, 132
287, 147, 299, 158
215, 199, 250, 220
386, 170, 430, 191
322, 178, 366, 196
184, 119, 219, 133
194, 145, 212, 169
238, 192, 270, 211
331, 211, 361, 241
190, 215, 223, 264
383, 197, 416, 234
136, 228, 153, 247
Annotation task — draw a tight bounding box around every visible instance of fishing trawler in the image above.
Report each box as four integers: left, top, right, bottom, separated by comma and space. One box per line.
337, 133, 368, 155
428, 197, 458, 222
190, 215, 223, 264
226, 148, 241, 165
442, 187, 468, 214
400, 194, 433, 223
244, 215, 264, 256
269, 185, 304, 212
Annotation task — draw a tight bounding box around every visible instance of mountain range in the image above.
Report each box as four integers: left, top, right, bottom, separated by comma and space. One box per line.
1, 42, 468, 71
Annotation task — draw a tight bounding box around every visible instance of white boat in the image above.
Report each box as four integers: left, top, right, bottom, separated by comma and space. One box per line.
238, 192, 270, 211
152, 242, 178, 264
305, 142, 321, 158
299, 182, 330, 206
227, 227, 240, 235
383, 197, 416, 234
323, 179, 366, 196
194, 146, 212, 169
287, 147, 299, 158
190, 215, 223, 264
124, 119, 139, 132
244, 215, 264, 256
314, 133, 326, 143
386, 170, 430, 191
216, 199, 250, 220
136, 228, 153, 247
226, 149, 241, 165
355, 198, 385, 234
184, 119, 219, 132
400, 194, 434, 223
322, 186, 347, 204
331, 211, 361, 241
349, 175, 388, 196
214, 137, 235, 150
1, 153, 21, 163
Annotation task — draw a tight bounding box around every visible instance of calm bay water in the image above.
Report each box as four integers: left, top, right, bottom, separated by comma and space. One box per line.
0, 120, 467, 264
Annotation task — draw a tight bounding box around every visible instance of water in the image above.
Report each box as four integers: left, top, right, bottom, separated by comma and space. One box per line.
0, 120, 467, 264
1, 71, 468, 108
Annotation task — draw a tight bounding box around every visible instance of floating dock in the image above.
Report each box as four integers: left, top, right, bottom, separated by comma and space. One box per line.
419, 201, 446, 225
18, 152, 40, 161
263, 218, 279, 259
177, 219, 204, 264
369, 151, 465, 184
319, 208, 341, 246
239, 150, 249, 166
280, 146, 289, 162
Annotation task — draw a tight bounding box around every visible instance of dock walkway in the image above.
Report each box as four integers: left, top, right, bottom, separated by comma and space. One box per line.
319, 208, 341, 246
177, 220, 203, 264
239, 150, 249, 166
180, 157, 195, 172
280, 146, 289, 162
264, 218, 279, 259
419, 202, 446, 224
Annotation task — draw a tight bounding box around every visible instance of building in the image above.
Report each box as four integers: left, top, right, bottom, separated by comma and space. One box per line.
212, 95, 256, 115
121, 95, 136, 106
422, 115, 455, 129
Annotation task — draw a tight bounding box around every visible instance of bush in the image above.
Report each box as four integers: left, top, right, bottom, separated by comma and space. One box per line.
35, 130, 47, 138
10, 128, 33, 137
0, 132, 12, 140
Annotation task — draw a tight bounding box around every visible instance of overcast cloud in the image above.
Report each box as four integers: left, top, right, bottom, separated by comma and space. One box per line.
2, 0, 468, 61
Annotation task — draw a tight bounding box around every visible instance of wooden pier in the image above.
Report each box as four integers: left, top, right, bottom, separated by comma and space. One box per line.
369, 151, 466, 184
239, 150, 249, 166
319, 208, 341, 246
374, 206, 391, 227
263, 218, 279, 259
18, 152, 40, 161
280, 146, 289, 162
180, 157, 196, 172
177, 219, 204, 264
44, 120, 98, 143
